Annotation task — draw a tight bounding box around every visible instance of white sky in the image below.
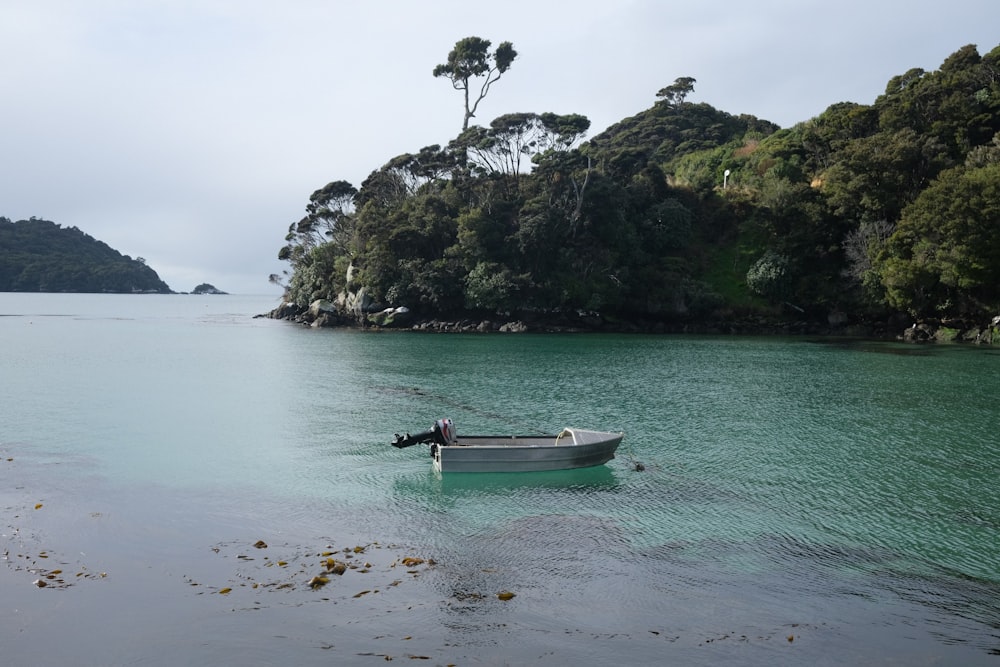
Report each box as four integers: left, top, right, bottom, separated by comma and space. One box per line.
2, 0, 998, 294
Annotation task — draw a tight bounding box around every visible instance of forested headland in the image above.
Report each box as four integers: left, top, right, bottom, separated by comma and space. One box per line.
273, 39, 1000, 341
0, 217, 171, 293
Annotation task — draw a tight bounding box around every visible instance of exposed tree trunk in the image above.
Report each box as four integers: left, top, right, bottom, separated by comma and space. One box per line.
569, 157, 592, 236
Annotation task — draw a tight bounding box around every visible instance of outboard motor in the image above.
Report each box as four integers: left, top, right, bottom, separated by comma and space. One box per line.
391, 418, 457, 448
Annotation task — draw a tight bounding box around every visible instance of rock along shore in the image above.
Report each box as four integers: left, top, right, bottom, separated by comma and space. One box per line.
257, 299, 1000, 343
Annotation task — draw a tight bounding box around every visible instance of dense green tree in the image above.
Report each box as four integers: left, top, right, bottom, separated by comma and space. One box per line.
463, 260, 520, 311
878, 162, 1000, 317
300, 180, 358, 251
454, 205, 515, 269
876, 44, 1000, 160
822, 128, 950, 224
799, 102, 880, 173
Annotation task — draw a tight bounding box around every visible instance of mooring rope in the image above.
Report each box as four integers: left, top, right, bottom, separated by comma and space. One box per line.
619, 438, 646, 472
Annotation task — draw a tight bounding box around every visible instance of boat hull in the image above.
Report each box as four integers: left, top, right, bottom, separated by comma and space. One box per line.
432, 429, 623, 473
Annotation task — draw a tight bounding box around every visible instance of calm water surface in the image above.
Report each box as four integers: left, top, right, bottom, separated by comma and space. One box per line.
2, 293, 998, 665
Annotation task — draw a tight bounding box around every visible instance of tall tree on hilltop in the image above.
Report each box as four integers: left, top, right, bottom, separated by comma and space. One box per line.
433, 36, 517, 131
656, 77, 696, 106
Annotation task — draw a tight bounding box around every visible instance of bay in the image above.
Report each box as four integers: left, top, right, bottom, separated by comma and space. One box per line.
1, 293, 998, 665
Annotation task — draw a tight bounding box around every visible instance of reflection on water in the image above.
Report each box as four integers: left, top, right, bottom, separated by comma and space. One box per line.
402, 463, 621, 496
807, 337, 940, 355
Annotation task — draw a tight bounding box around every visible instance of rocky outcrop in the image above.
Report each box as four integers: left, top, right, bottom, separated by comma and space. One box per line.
267, 300, 304, 320
260, 287, 998, 344
901, 316, 999, 344
336, 285, 381, 321
368, 306, 413, 327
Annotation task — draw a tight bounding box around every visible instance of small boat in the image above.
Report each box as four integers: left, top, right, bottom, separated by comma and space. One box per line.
391, 418, 624, 473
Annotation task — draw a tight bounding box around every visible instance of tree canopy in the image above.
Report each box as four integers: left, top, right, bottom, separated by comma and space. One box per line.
276, 41, 1000, 330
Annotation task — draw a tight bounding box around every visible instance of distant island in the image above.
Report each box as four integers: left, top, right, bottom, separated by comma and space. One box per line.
0, 217, 172, 293
191, 283, 228, 295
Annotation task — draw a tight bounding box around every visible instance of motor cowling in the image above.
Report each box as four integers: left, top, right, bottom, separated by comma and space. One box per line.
434, 418, 457, 445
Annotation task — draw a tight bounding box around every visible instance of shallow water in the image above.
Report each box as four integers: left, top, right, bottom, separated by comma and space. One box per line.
2, 293, 998, 665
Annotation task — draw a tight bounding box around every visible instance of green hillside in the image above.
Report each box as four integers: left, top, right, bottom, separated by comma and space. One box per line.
269, 40, 996, 333
0, 217, 172, 293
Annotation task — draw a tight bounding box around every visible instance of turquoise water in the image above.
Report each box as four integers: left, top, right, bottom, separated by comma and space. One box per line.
2, 293, 998, 665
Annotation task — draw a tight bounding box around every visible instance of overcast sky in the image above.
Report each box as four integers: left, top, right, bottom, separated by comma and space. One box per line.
2, 1, 998, 295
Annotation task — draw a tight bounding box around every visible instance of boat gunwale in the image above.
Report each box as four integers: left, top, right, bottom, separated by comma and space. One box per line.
452, 430, 623, 449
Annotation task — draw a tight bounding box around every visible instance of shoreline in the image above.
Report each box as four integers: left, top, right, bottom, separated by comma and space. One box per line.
260, 300, 999, 344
